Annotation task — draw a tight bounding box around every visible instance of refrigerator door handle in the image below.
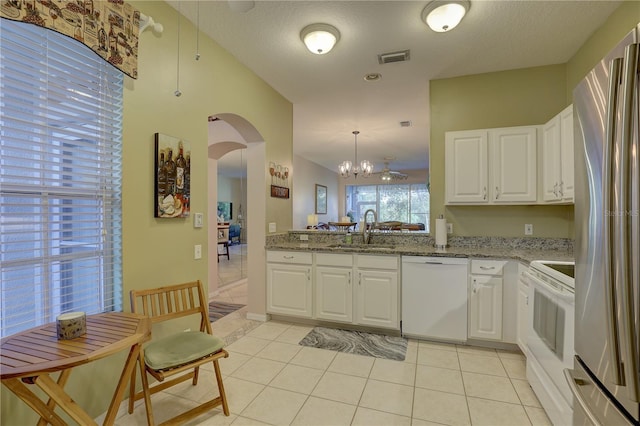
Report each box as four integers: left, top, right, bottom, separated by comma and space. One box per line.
603, 56, 625, 386
564, 368, 603, 426
617, 42, 639, 402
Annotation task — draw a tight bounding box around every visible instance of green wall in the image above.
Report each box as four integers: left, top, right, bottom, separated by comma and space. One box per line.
566, 2, 640, 100
430, 64, 574, 238
1, 1, 292, 424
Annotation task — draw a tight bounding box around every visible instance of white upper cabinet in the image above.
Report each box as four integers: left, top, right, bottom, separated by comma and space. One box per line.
543, 104, 574, 202
490, 127, 538, 203
446, 126, 537, 205
445, 130, 489, 204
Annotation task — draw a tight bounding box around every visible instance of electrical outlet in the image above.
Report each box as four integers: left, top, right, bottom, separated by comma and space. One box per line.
300, 234, 309, 241
194, 244, 202, 259
268, 222, 276, 233
525, 224, 533, 235
446, 223, 453, 234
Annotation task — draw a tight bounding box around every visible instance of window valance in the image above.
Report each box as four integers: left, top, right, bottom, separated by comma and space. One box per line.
1, 0, 140, 79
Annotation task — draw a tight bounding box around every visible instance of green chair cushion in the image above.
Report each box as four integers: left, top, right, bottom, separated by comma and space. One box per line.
145, 331, 225, 371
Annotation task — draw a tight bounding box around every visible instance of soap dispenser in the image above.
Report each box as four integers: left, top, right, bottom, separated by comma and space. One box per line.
345, 230, 352, 244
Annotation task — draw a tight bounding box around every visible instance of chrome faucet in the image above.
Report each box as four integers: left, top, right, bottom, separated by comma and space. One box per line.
362, 209, 377, 244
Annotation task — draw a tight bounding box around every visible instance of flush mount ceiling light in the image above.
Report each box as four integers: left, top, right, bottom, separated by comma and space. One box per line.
300, 23, 340, 55
339, 131, 373, 179
421, 0, 470, 32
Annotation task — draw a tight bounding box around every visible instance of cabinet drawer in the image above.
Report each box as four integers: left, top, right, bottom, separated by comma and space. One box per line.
267, 251, 313, 265
471, 259, 507, 275
356, 254, 398, 270
316, 253, 353, 267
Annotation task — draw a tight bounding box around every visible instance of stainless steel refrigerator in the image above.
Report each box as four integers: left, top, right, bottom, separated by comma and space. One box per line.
567, 24, 639, 425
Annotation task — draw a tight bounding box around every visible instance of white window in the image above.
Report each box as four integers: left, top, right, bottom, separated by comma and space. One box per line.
345, 183, 430, 231
0, 20, 123, 338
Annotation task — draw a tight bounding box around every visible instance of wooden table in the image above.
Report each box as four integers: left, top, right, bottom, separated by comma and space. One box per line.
1, 312, 151, 426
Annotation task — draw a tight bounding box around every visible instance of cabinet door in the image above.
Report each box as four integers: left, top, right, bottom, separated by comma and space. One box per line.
490, 127, 537, 203
266, 263, 312, 318
468, 275, 503, 340
355, 269, 399, 329
542, 115, 562, 201
445, 130, 488, 204
315, 266, 353, 323
559, 105, 574, 201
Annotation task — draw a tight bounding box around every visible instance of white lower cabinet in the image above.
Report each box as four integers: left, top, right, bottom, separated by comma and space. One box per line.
315, 253, 353, 323
267, 251, 399, 330
469, 275, 503, 340
356, 268, 398, 329
468, 260, 506, 341
266, 251, 313, 318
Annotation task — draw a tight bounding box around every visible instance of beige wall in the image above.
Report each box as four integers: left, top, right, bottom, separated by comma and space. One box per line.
1, 1, 292, 423
292, 155, 340, 229
430, 64, 574, 238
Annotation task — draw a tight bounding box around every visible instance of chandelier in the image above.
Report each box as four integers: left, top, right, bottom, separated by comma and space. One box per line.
339, 131, 373, 178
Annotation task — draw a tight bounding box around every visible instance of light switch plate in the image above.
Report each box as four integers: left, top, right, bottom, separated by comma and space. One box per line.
194, 244, 202, 259
268, 222, 276, 233
193, 213, 203, 228
446, 223, 453, 234
300, 234, 309, 241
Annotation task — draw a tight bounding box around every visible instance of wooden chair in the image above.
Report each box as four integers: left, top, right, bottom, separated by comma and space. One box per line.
129, 280, 230, 426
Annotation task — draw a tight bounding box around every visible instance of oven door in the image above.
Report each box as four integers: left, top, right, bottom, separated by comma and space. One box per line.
525, 270, 575, 404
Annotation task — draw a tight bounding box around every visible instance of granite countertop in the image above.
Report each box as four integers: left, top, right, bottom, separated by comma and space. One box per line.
266, 233, 574, 264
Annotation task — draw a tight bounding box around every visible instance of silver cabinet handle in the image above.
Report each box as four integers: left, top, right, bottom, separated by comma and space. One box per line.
483, 186, 487, 200
348, 271, 351, 285
495, 186, 499, 200
283, 255, 294, 259
479, 266, 496, 270
553, 182, 559, 198
559, 181, 564, 197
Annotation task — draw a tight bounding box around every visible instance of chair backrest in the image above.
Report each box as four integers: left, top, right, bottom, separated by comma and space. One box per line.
130, 280, 212, 335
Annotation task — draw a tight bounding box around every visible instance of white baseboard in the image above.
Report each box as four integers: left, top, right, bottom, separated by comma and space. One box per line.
246, 312, 269, 322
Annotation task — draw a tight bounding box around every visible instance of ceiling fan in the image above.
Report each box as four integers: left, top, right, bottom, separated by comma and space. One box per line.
375, 161, 408, 182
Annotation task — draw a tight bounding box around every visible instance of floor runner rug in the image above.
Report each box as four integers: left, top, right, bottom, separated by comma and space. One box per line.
208, 301, 245, 323
299, 326, 407, 361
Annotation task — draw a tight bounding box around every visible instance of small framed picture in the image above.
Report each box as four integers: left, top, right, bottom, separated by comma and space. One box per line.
315, 184, 327, 215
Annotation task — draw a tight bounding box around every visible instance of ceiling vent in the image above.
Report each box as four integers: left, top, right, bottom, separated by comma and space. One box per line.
399, 120, 412, 127
377, 49, 410, 65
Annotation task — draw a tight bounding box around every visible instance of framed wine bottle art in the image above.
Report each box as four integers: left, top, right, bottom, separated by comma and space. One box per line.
154, 133, 191, 218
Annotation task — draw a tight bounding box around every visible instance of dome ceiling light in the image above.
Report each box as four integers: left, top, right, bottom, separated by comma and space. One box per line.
421, 0, 470, 33
300, 23, 340, 55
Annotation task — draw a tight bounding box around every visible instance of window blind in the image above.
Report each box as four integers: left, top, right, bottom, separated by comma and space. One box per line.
0, 19, 123, 338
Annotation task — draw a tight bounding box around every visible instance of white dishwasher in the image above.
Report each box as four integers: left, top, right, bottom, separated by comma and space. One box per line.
401, 256, 469, 342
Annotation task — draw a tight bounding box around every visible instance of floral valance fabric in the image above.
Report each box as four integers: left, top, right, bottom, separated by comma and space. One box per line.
1, 0, 140, 79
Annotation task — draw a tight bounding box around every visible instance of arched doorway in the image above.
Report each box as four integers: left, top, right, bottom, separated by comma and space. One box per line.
208, 114, 268, 320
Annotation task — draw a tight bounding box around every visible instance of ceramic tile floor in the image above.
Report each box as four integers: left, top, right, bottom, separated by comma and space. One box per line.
107, 282, 552, 426
218, 243, 248, 287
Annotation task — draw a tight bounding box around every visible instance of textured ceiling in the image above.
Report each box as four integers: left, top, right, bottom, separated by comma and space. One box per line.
168, 0, 621, 175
